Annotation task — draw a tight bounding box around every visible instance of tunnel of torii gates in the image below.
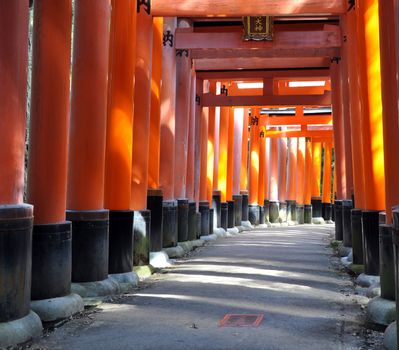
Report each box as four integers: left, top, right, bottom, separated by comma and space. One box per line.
3, 0, 399, 346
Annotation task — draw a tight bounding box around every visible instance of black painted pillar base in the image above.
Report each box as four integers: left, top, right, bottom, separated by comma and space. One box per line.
296, 205, 304, 224
0, 204, 34, 323
199, 201, 210, 236
322, 203, 332, 221
332, 203, 335, 222
67, 210, 109, 283
278, 201, 286, 223
162, 200, 178, 248
334, 200, 343, 241
147, 189, 163, 252
304, 205, 312, 224
240, 190, 249, 222
380, 224, 395, 301
259, 205, 265, 225
269, 201, 279, 224
233, 195, 243, 227
188, 201, 197, 241
209, 208, 214, 235
221, 202, 228, 230
133, 210, 151, 266
177, 199, 189, 242
108, 211, 134, 274
249, 204, 260, 226
264, 199, 270, 222
311, 197, 323, 218
286, 200, 297, 223
342, 200, 353, 247
196, 212, 202, 239
213, 190, 222, 228
32, 221, 72, 301
351, 209, 363, 265
227, 200, 235, 229
362, 210, 380, 276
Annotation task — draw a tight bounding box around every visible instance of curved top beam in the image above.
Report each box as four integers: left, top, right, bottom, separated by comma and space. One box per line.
152, 0, 346, 17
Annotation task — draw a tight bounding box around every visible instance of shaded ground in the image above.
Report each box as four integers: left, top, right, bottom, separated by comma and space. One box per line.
29, 225, 383, 350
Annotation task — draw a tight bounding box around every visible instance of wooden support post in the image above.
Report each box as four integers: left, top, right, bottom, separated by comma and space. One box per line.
240, 108, 250, 192
233, 108, 244, 196
226, 108, 235, 202
258, 133, 266, 207
249, 108, 260, 205
322, 142, 333, 203
218, 107, 230, 203
278, 137, 288, 203
207, 83, 217, 205
304, 139, 313, 205
186, 68, 196, 201
311, 142, 322, 198
287, 138, 298, 201
296, 137, 306, 205
199, 82, 210, 203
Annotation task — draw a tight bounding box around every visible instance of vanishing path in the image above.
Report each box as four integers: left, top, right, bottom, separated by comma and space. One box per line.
33, 225, 364, 350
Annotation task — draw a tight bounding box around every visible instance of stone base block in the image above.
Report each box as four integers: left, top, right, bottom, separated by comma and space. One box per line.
133, 266, 153, 281
383, 322, 397, 350
109, 271, 139, 293
213, 227, 227, 237
31, 293, 84, 322
258, 223, 269, 229
178, 241, 194, 253
338, 244, 352, 258
192, 239, 206, 248
341, 250, 353, 267
241, 221, 253, 230
227, 227, 240, 235
366, 284, 381, 299
200, 233, 218, 241
367, 297, 396, 326
312, 217, 325, 225
163, 245, 185, 259
356, 273, 380, 288
71, 277, 121, 299
287, 220, 297, 226
0, 311, 42, 348
150, 251, 172, 268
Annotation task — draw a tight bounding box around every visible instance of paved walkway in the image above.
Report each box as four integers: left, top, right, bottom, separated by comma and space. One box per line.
32, 225, 365, 350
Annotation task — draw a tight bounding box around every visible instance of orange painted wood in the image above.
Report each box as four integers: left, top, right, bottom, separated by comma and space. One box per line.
322, 142, 333, 203
330, 62, 347, 199
104, 0, 136, 211
304, 138, 313, 205
264, 115, 332, 126
194, 78, 203, 203
207, 84, 217, 204
186, 69, 197, 201
218, 107, 230, 202
202, 93, 332, 107
213, 103, 221, 191
148, 17, 163, 190
226, 108, 235, 201
131, 5, 153, 211
0, 1, 29, 204
199, 103, 210, 202
152, 0, 346, 16
278, 137, 288, 203
264, 138, 270, 201
264, 130, 333, 139
269, 136, 279, 202
67, 0, 111, 210
159, 18, 177, 200
258, 134, 266, 206
296, 137, 306, 204
311, 142, 322, 197
356, 0, 386, 211
378, 0, 399, 222
249, 108, 260, 205
233, 108, 244, 195
194, 57, 330, 71
27, 0, 72, 223
286, 138, 298, 201
175, 21, 192, 200
240, 108, 250, 191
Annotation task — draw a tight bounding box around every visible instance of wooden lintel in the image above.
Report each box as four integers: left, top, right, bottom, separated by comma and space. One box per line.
152, 0, 346, 17
263, 115, 333, 126
263, 130, 334, 139
176, 28, 341, 50
202, 92, 332, 107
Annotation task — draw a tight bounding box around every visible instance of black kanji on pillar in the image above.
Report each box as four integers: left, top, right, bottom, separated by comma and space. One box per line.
176, 49, 189, 57
137, 0, 151, 14
250, 116, 259, 126
163, 30, 174, 47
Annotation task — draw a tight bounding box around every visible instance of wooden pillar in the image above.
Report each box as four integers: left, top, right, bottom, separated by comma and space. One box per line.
322, 142, 333, 203
207, 83, 217, 204
249, 108, 260, 205
311, 142, 322, 197
0, 1, 29, 205
159, 17, 177, 201
356, 0, 386, 211
296, 137, 306, 205
287, 138, 298, 201
269, 136, 279, 202
258, 132, 266, 206
226, 107, 235, 202
218, 106, 230, 202
199, 81, 210, 202
330, 61, 347, 199
186, 69, 196, 201
27, 0, 72, 223
233, 108, 244, 196
278, 137, 288, 203
264, 137, 270, 201
148, 17, 163, 190
105, 0, 136, 211
240, 108, 250, 192
304, 139, 313, 205
378, 0, 399, 222
213, 90, 221, 191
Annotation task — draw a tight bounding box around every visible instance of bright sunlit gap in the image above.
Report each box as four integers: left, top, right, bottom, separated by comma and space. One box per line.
288, 81, 326, 88
237, 82, 264, 89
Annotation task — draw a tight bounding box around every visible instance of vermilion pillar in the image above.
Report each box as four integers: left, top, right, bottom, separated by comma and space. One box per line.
160, 17, 178, 247
218, 107, 230, 203
286, 137, 298, 223
213, 91, 221, 190
0, 1, 41, 341
277, 136, 288, 222
226, 107, 236, 229
322, 142, 333, 204
258, 133, 266, 207
27, 0, 83, 316
207, 83, 217, 205
240, 108, 250, 224
232, 108, 244, 226
296, 137, 306, 223
67, 0, 113, 285
311, 142, 322, 197
199, 81, 210, 203
304, 138, 313, 223
248, 108, 260, 225
269, 134, 280, 224
186, 68, 196, 202
378, 0, 399, 223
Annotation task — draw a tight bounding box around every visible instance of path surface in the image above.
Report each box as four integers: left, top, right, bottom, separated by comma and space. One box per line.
32, 225, 366, 350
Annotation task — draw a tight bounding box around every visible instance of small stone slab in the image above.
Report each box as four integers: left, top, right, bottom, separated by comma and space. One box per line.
367, 297, 396, 326
356, 273, 380, 288
384, 322, 397, 350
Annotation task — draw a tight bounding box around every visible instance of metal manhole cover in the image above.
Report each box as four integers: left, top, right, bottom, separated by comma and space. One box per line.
219, 314, 264, 327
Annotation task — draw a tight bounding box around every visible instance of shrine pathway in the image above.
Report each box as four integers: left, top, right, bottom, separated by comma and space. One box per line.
32, 225, 366, 350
